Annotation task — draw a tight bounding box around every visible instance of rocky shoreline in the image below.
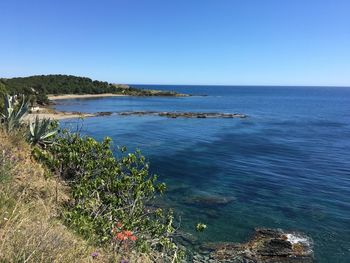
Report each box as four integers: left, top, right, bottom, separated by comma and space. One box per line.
26, 110, 247, 120
191, 228, 313, 263
118, 111, 247, 119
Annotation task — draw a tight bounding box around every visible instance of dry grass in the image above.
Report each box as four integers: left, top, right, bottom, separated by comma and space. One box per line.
0, 131, 152, 263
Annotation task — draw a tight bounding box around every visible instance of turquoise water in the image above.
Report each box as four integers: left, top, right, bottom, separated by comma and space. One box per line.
55, 86, 350, 262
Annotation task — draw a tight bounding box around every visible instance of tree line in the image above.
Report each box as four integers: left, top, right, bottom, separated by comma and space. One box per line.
0, 74, 120, 104
0, 74, 182, 106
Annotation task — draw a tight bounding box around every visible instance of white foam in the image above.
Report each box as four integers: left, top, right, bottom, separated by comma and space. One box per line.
285, 233, 308, 245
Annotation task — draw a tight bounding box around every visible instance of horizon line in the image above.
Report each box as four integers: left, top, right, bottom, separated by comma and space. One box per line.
130, 83, 350, 88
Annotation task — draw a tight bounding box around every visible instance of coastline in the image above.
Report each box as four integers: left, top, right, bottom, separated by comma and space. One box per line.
26, 92, 239, 121
25, 103, 96, 120
28, 91, 187, 120
48, 93, 127, 100
24, 110, 95, 121
28, 93, 127, 120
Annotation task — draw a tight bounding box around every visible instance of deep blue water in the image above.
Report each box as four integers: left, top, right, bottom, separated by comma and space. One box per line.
54, 86, 350, 262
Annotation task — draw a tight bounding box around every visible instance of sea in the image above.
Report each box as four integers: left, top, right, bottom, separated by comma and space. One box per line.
54, 85, 350, 262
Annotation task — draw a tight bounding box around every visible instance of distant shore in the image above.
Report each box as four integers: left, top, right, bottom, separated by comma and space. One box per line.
28, 92, 188, 120
48, 93, 127, 100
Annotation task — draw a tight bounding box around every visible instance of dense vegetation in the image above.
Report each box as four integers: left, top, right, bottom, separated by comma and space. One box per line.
2, 75, 116, 95
0, 75, 185, 105
0, 94, 184, 262
34, 133, 182, 260
0, 131, 123, 262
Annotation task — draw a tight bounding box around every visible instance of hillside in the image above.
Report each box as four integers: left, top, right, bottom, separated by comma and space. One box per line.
0, 132, 109, 262
0, 75, 187, 105
0, 94, 183, 262
0, 125, 168, 262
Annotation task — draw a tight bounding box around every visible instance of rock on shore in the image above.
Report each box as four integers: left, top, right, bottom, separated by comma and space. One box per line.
206, 228, 313, 263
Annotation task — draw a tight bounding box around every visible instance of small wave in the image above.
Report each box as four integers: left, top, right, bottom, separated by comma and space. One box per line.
285, 233, 310, 245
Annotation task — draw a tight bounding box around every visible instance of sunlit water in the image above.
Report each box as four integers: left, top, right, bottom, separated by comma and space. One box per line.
55, 86, 350, 262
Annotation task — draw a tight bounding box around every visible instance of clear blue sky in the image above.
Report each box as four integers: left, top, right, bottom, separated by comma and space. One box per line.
1, 0, 349, 86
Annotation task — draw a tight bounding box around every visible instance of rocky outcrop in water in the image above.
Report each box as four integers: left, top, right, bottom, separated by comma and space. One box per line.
118, 111, 247, 119
96, 111, 113, 116
48, 110, 247, 119
183, 195, 235, 207
198, 228, 313, 263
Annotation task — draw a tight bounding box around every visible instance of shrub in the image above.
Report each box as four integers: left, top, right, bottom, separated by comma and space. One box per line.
36, 131, 183, 261
0, 131, 106, 263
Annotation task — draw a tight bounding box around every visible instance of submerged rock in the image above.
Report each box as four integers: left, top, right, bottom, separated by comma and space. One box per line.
183, 195, 235, 207
210, 228, 313, 263
118, 111, 247, 119
177, 231, 199, 247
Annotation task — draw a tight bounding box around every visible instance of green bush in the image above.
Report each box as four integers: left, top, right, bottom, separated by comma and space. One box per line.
34, 131, 183, 261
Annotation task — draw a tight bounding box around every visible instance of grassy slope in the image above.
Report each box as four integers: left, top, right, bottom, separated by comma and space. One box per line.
0, 132, 151, 263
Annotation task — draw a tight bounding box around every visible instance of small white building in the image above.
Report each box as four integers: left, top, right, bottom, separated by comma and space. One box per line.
30, 106, 41, 112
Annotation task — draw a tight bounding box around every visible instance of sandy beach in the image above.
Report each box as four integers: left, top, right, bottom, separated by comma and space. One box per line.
48, 93, 127, 100
23, 93, 127, 120
24, 107, 96, 121
25, 112, 95, 121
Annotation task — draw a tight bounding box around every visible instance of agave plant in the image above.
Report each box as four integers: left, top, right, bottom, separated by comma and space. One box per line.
0, 94, 29, 132
28, 116, 58, 147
